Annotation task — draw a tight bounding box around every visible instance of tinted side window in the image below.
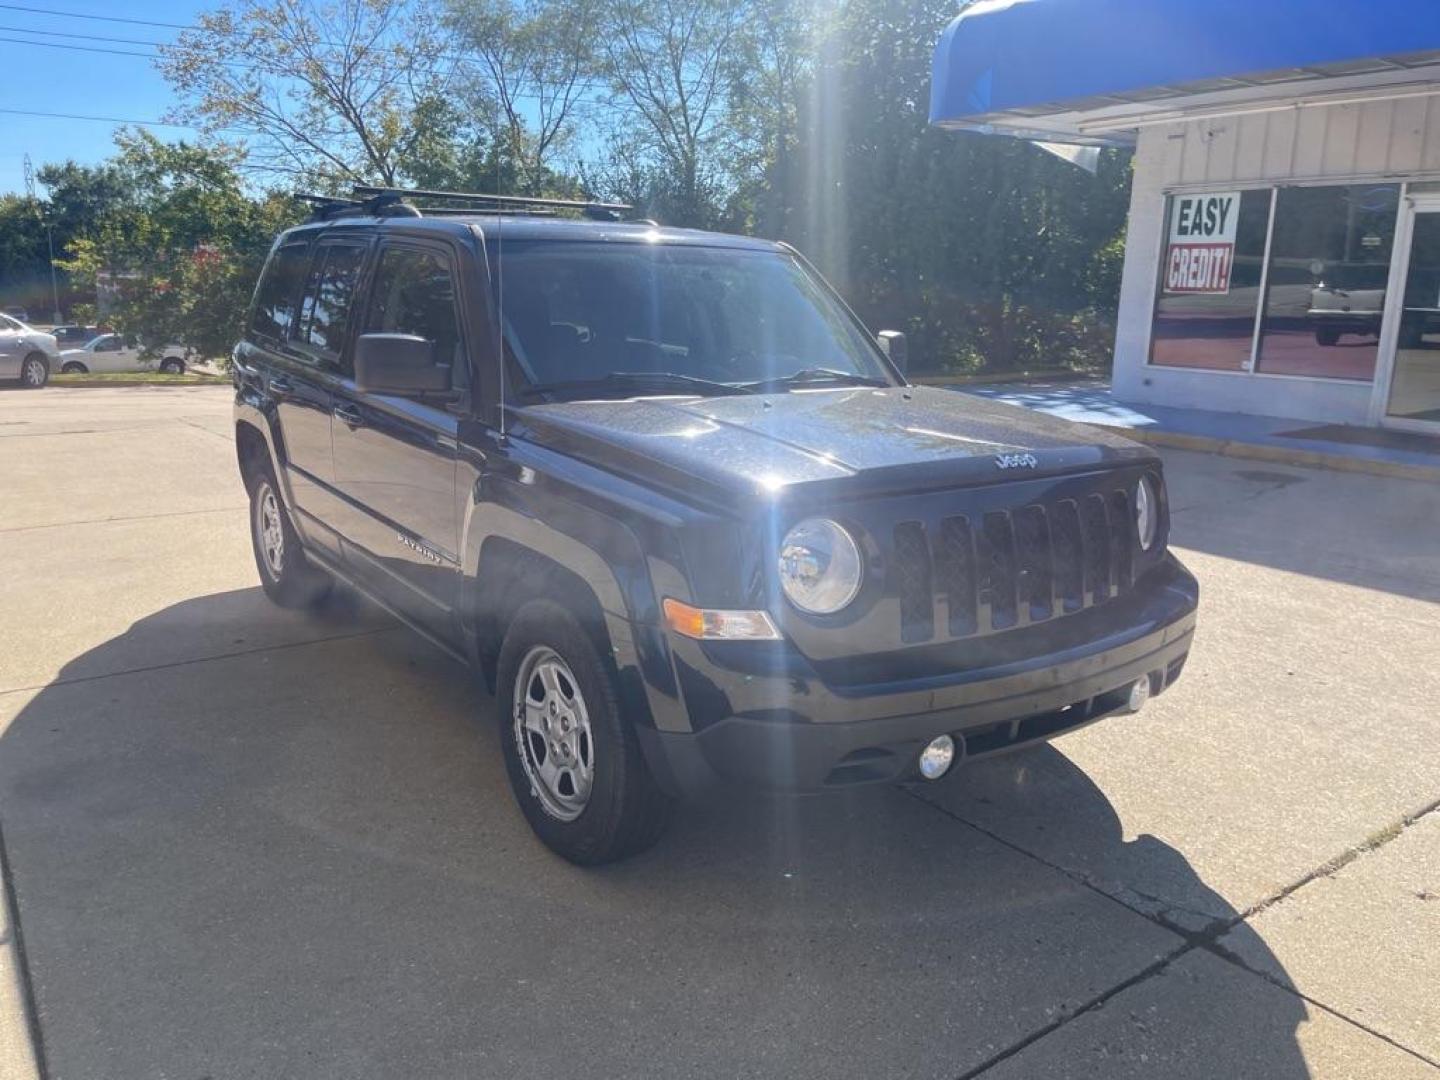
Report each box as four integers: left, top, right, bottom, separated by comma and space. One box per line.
364, 247, 466, 387
250, 242, 309, 344
297, 243, 366, 364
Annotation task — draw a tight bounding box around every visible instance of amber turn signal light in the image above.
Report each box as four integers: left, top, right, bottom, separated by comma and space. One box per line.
662, 598, 782, 641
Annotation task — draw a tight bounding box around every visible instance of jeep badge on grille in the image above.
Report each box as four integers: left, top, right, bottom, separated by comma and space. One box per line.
995, 453, 1039, 470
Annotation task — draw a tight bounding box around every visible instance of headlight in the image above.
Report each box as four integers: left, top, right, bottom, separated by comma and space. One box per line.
779, 518, 863, 614
1135, 476, 1159, 551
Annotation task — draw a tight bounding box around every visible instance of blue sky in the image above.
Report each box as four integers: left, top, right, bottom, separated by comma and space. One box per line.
2, 0, 213, 195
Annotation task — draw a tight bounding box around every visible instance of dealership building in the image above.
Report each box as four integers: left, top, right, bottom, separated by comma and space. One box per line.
930, 0, 1440, 436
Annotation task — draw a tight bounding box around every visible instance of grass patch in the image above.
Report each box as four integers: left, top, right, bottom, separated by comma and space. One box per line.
51, 372, 229, 386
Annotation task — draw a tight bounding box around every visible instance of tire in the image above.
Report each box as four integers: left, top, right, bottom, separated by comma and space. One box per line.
160, 357, 186, 375
1314, 328, 1341, 347
497, 600, 673, 865
61, 361, 88, 375
20, 353, 48, 388
247, 460, 332, 609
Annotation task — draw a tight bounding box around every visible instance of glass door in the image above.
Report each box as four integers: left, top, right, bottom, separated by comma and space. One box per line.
1384, 207, 1440, 429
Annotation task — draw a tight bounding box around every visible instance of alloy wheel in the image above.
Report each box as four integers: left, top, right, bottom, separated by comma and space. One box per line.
513, 646, 595, 821
255, 481, 285, 579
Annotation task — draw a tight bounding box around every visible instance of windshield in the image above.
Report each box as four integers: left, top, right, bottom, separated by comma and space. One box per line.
492, 242, 894, 396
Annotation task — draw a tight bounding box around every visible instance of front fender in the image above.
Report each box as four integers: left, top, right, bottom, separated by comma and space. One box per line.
458, 440, 698, 734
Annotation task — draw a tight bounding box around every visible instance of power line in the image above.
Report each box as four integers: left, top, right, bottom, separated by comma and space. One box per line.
0, 22, 164, 47
4, 34, 613, 107
0, 1, 604, 79
0, 107, 216, 130
0, 1, 189, 29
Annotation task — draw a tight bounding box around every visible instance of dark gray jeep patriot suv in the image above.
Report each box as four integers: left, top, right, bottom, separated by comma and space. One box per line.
233, 187, 1199, 864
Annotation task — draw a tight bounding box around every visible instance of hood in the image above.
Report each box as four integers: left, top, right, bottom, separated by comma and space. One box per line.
516, 385, 1152, 503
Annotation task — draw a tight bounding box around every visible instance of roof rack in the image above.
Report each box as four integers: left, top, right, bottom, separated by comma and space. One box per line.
351, 185, 633, 221
294, 186, 636, 223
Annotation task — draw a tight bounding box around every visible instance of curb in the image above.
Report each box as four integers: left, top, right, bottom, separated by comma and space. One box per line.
48, 378, 228, 389
1095, 424, 1440, 484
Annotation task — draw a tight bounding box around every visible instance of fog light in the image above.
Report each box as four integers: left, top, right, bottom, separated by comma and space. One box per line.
919, 735, 956, 781
1126, 677, 1152, 713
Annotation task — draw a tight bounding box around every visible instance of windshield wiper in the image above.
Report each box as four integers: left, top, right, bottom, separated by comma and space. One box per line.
739, 367, 890, 392
518, 371, 755, 401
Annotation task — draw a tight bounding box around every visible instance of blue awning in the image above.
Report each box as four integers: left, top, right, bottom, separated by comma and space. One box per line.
931, 0, 1440, 144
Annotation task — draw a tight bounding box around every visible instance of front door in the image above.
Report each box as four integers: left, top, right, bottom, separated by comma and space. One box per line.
1381, 202, 1440, 431
329, 241, 464, 641
85, 334, 133, 373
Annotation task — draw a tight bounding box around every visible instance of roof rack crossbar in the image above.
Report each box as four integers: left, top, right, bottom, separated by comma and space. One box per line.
352, 185, 631, 213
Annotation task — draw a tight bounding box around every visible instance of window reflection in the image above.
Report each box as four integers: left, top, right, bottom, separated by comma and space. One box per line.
1150, 190, 1272, 371
1387, 211, 1440, 423
1257, 185, 1399, 381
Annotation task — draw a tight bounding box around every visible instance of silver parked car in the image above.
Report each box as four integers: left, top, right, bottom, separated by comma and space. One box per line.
58, 334, 191, 375
0, 313, 59, 388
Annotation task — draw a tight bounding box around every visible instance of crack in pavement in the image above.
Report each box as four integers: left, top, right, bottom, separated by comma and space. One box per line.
908, 788, 1440, 1076
0, 505, 247, 535
0, 624, 399, 698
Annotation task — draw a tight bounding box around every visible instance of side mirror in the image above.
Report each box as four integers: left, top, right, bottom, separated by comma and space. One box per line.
876, 330, 908, 375
354, 333, 450, 394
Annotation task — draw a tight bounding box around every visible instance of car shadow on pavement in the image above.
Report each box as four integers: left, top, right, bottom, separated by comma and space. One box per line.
0, 587, 1313, 1079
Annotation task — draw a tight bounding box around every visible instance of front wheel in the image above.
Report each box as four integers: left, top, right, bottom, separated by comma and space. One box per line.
247, 464, 332, 608
1314, 328, 1341, 347
497, 600, 673, 865
159, 357, 186, 375
20, 354, 48, 388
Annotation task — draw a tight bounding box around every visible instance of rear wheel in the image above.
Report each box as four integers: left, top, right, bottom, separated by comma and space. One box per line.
247, 462, 331, 608
159, 357, 186, 375
1315, 328, 1342, 346
20, 354, 48, 388
497, 600, 673, 864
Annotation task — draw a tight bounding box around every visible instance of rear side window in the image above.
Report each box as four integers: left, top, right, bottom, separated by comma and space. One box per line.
364, 247, 467, 389
250, 241, 310, 344
297, 243, 367, 364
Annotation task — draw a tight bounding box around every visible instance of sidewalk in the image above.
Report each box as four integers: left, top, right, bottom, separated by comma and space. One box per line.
949, 378, 1440, 482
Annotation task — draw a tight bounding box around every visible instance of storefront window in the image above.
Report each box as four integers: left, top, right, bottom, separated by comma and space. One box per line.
1256, 184, 1399, 380
1150, 189, 1272, 371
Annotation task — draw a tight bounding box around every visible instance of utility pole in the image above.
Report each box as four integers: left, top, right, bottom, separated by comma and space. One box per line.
23, 154, 63, 325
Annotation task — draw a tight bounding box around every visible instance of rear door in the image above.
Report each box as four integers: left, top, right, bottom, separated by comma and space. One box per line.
237, 238, 339, 539
329, 240, 465, 640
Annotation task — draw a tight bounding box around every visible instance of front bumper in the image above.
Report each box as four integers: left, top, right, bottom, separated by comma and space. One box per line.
638, 555, 1198, 796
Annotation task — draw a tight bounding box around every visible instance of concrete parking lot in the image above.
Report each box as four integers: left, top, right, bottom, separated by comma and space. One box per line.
0, 385, 1436, 1079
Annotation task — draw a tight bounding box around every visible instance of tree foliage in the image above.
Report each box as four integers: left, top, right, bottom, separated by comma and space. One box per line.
54, 131, 301, 360
159, 0, 461, 187
46, 0, 1133, 373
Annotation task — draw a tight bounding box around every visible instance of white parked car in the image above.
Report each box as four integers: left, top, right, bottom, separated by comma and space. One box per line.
58, 334, 191, 375
0, 313, 59, 388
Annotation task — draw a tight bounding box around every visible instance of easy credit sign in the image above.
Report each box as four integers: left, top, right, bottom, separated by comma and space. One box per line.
1164, 192, 1240, 295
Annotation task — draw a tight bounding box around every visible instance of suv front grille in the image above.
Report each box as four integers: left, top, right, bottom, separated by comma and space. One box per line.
890, 491, 1138, 643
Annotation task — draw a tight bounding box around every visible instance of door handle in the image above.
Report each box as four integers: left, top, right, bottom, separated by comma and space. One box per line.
267, 376, 293, 395
333, 403, 364, 427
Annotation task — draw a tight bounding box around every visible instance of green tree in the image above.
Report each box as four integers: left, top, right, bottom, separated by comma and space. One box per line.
772, 0, 1132, 373
594, 0, 744, 226
159, 0, 460, 188
55, 131, 301, 362
0, 196, 51, 312
444, 0, 598, 195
